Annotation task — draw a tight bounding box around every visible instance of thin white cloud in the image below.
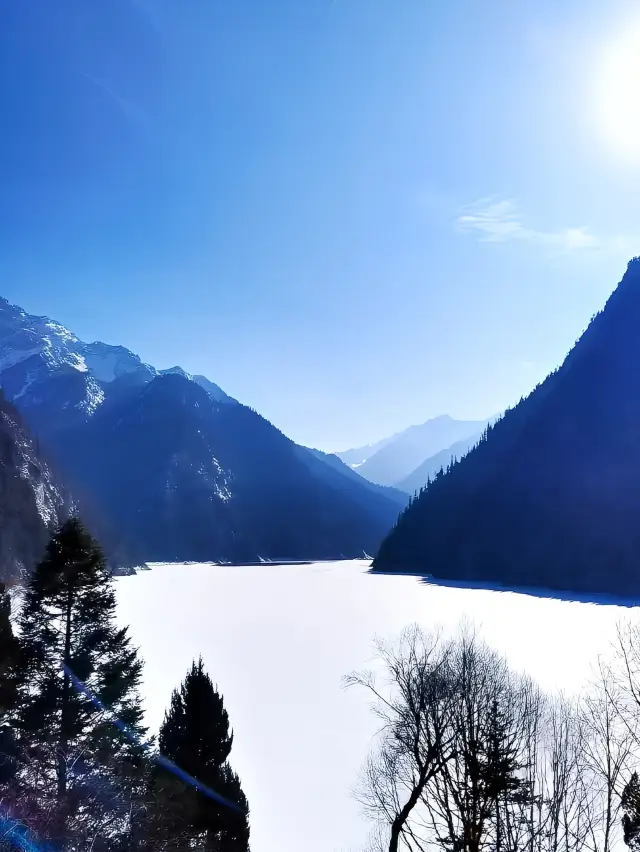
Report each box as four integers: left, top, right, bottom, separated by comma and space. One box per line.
455, 199, 600, 252
82, 73, 147, 127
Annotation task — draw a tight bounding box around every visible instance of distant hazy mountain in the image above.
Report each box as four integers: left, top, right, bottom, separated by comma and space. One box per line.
374, 258, 640, 596
338, 416, 488, 487
300, 447, 409, 508
336, 434, 397, 469
397, 431, 485, 494
0, 296, 403, 564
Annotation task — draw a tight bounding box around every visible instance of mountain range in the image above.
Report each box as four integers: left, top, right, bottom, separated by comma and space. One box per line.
337, 416, 488, 489
374, 258, 640, 596
0, 296, 407, 576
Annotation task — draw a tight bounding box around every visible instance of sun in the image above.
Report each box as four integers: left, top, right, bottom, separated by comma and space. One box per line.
596, 24, 640, 163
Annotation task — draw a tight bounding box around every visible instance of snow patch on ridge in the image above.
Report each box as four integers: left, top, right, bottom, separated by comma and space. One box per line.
7, 412, 63, 526
81, 379, 105, 415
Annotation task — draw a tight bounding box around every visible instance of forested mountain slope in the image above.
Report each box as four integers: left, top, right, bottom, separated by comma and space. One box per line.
374, 258, 640, 596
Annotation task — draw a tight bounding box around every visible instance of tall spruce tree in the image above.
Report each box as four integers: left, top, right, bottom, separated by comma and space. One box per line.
480, 698, 529, 852
13, 518, 147, 850
0, 582, 19, 786
622, 772, 640, 849
0, 582, 18, 718
152, 658, 250, 851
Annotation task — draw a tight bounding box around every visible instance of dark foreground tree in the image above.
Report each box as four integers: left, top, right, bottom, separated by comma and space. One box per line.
622, 773, 640, 849
0, 581, 18, 720
0, 582, 19, 791
11, 518, 147, 850
346, 627, 458, 852
150, 657, 250, 851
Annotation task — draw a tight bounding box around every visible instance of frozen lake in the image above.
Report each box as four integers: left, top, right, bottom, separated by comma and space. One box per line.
115, 560, 639, 852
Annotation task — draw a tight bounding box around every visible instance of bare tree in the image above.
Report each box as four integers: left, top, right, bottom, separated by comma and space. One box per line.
346, 625, 457, 852
579, 660, 635, 852
535, 695, 592, 852
352, 624, 616, 852
424, 627, 541, 852
596, 619, 640, 851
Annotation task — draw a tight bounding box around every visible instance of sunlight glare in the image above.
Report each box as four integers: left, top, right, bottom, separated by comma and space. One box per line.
596, 23, 640, 162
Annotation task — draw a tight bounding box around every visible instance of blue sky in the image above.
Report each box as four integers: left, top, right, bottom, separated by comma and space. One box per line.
3, 0, 640, 450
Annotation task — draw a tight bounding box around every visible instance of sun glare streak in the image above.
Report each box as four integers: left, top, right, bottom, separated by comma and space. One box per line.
597, 24, 640, 163
62, 664, 247, 816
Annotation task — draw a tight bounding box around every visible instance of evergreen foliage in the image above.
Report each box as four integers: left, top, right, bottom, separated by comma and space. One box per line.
0, 518, 254, 851
12, 518, 147, 849
375, 260, 640, 596
623, 772, 640, 849
0, 582, 17, 720
0, 582, 19, 787
151, 657, 250, 851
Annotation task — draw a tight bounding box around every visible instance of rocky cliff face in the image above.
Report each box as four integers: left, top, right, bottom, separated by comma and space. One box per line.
0, 391, 66, 579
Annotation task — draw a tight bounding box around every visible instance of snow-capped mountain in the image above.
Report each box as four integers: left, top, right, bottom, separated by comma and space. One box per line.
0, 295, 405, 565
0, 390, 67, 579
0, 297, 234, 435
0, 297, 153, 382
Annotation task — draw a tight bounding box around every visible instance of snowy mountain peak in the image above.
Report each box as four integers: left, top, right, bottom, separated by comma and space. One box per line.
0, 296, 235, 422
81, 341, 154, 384
160, 366, 191, 380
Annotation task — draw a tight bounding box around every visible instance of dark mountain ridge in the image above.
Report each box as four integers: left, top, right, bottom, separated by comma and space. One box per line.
49, 374, 404, 563
0, 296, 404, 565
374, 258, 640, 596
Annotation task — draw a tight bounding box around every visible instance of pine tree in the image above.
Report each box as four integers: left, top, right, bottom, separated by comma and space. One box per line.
622, 772, 640, 849
0, 581, 18, 718
12, 518, 147, 850
480, 698, 528, 852
0, 582, 19, 786
151, 657, 250, 851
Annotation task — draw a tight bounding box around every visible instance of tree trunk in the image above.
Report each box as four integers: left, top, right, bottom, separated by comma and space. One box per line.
388, 767, 430, 852
57, 585, 73, 847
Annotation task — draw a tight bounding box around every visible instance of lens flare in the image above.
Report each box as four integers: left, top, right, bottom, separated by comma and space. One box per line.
63, 664, 246, 815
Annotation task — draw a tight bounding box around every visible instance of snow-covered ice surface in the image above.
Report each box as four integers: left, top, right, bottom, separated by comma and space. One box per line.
115, 560, 639, 852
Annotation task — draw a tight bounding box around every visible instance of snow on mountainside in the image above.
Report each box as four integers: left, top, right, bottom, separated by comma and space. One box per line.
0, 391, 67, 578
51, 373, 403, 564
81, 342, 155, 384
0, 295, 401, 566
3, 402, 65, 526
0, 297, 235, 424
